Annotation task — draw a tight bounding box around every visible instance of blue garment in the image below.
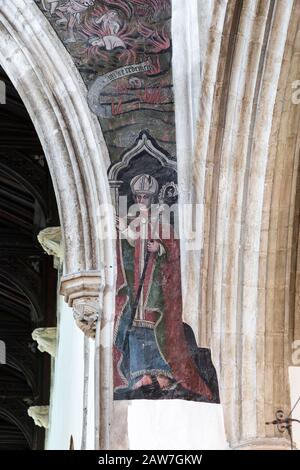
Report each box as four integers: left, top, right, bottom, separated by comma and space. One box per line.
128, 326, 172, 385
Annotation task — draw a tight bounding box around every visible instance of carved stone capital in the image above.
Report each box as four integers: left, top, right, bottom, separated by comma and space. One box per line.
73, 298, 100, 339
28, 406, 49, 429
60, 272, 103, 338
37, 227, 63, 268
32, 327, 57, 358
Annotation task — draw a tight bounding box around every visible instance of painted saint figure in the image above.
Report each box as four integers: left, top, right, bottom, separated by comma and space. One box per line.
113, 174, 216, 401
55, 0, 95, 43
88, 10, 126, 50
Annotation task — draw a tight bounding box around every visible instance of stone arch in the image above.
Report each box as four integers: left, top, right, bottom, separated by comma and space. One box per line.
173, 0, 299, 449
0, 0, 115, 449
258, 0, 300, 443
0, 0, 114, 274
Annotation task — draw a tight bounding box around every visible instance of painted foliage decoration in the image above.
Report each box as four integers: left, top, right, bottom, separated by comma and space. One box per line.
35, 0, 220, 403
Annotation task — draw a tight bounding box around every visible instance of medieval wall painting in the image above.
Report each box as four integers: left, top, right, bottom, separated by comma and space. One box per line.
35, 0, 175, 160
110, 133, 220, 402
35, 0, 220, 403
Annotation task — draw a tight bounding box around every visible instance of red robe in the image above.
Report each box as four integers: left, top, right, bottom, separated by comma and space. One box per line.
113, 217, 213, 401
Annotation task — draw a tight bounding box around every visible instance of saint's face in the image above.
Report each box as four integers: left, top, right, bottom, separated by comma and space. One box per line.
135, 193, 152, 210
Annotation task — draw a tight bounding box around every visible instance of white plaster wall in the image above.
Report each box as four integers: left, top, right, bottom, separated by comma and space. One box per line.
128, 401, 228, 450
46, 296, 85, 450
86, 338, 95, 450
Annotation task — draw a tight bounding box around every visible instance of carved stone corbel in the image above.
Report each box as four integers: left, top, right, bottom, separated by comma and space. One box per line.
28, 406, 49, 429
37, 227, 63, 269
72, 298, 100, 339
31, 327, 57, 357
60, 272, 103, 339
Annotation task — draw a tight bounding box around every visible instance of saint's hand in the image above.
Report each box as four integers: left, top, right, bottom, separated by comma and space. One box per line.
147, 240, 160, 253
116, 216, 127, 232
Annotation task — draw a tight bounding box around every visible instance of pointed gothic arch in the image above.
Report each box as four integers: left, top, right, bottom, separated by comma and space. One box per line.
0, 0, 115, 450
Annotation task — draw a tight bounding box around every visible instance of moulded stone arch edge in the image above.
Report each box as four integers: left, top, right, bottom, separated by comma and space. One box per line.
176, 0, 296, 449
0, 0, 116, 451
0, 0, 115, 275
0, 27, 87, 273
